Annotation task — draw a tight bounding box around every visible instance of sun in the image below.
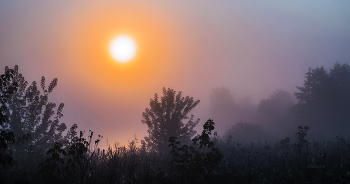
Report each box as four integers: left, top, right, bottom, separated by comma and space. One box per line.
109, 35, 137, 63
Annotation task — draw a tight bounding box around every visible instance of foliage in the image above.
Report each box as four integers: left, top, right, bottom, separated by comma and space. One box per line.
3, 63, 350, 183
292, 126, 310, 179
39, 142, 66, 183
0, 66, 18, 168
218, 125, 350, 184
142, 87, 200, 153
293, 63, 350, 135
168, 119, 223, 183
2, 65, 67, 157
33, 125, 350, 184
64, 124, 102, 184
0, 67, 18, 123
39, 124, 103, 184
294, 66, 330, 115
0, 65, 66, 182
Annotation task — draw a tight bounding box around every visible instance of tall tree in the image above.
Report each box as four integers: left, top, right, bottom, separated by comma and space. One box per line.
142, 87, 200, 153
294, 66, 330, 116
2, 65, 66, 157
328, 63, 350, 119
293, 63, 350, 135
0, 66, 18, 168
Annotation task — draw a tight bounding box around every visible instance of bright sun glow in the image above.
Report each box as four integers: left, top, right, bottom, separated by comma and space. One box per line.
109, 35, 137, 63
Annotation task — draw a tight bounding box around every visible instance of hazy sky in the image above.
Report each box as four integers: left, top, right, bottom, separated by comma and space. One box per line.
1, 0, 350, 146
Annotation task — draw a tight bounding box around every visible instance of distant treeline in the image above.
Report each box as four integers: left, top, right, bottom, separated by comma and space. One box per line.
0, 63, 350, 183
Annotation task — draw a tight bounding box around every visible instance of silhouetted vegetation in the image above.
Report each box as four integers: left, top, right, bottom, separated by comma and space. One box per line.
0, 66, 18, 168
293, 63, 350, 137
168, 119, 223, 183
1, 63, 350, 183
142, 87, 200, 154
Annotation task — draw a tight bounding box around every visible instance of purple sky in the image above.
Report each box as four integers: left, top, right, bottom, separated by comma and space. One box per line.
1, 0, 350, 147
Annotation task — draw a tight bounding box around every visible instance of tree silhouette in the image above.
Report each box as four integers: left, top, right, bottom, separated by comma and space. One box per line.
2, 65, 66, 158
293, 63, 350, 135
328, 63, 350, 123
0, 66, 18, 168
294, 66, 330, 115
168, 119, 223, 183
142, 87, 200, 153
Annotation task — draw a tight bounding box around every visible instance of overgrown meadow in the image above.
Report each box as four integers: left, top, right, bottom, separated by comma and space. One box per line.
1, 63, 350, 184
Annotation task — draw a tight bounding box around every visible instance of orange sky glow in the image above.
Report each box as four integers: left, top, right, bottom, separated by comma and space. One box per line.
1, 1, 350, 147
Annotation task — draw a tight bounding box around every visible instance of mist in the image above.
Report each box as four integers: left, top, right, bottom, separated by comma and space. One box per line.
2, 0, 349, 146
1, 1, 350, 183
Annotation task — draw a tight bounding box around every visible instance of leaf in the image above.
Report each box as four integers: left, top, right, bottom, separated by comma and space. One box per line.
40, 76, 45, 91
48, 78, 58, 93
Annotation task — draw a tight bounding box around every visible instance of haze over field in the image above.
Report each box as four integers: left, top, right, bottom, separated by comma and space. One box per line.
1, 0, 350, 146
